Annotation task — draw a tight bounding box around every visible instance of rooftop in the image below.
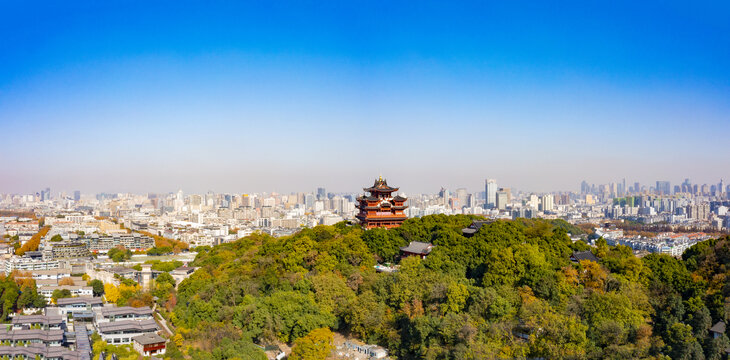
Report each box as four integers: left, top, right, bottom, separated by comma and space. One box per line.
100, 306, 153, 317
363, 178, 399, 193
56, 297, 103, 306
132, 333, 166, 345
400, 241, 434, 255
571, 251, 599, 263
710, 321, 726, 334
97, 319, 158, 333
11, 315, 63, 326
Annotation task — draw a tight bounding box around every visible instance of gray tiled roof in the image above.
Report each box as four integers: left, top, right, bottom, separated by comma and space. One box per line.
571, 251, 599, 262
0, 329, 63, 342
56, 297, 103, 306
710, 321, 726, 334
400, 241, 434, 255
97, 319, 158, 333
100, 306, 153, 317
11, 315, 63, 326
132, 333, 166, 345
0, 344, 82, 360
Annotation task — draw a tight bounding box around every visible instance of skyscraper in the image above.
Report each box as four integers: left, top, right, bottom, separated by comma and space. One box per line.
580, 180, 589, 194
439, 187, 450, 207
485, 179, 497, 209
495, 190, 508, 210
73, 190, 81, 202
455, 188, 468, 209
316, 187, 326, 201
656, 181, 670, 195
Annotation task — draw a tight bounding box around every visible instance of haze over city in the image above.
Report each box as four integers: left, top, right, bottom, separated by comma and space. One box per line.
2, 1, 729, 194
5, 2, 730, 360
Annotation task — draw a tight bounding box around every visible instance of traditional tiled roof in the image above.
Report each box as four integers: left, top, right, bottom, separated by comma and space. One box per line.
400, 241, 434, 255
364, 178, 399, 193
571, 251, 599, 263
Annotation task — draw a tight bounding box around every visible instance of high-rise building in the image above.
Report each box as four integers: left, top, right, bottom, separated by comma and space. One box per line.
540, 194, 555, 212
580, 181, 589, 194
40, 187, 51, 202
316, 187, 326, 201
455, 188, 468, 209
438, 187, 450, 207
73, 191, 81, 202
682, 179, 692, 193
495, 190, 509, 210
485, 179, 497, 209
656, 181, 671, 195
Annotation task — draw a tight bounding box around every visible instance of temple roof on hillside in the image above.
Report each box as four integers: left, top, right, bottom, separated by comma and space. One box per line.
400, 241, 434, 255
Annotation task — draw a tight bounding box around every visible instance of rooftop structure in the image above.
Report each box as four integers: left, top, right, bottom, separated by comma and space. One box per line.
461, 220, 493, 237
0, 344, 84, 360
0, 329, 64, 346
98, 306, 153, 322
571, 251, 599, 263
400, 241, 434, 259
12, 315, 64, 330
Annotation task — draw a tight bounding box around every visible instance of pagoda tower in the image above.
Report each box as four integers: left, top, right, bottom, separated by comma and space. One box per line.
356, 176, 408, 229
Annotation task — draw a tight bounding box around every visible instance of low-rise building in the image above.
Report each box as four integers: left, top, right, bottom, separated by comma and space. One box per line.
54, 297, 104, 316
38, 286, 93, 301
44, 242, 91, 259
81, 234, 154, 253
2, 257, 60, 274
97, 319, 158, 345
32, 268, 72, 281
95, 306, 154, 324
11, 315, 64, 330
170, 266, 195, 285
0, 344, 84, 360
132, 333, 166, 357
0, 329, 64, 347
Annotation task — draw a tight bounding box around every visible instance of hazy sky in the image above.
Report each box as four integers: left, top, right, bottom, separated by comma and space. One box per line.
1, 1, 729, 195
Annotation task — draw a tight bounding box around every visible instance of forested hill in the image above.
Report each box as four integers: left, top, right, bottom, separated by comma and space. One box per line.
168, 215, 730, 360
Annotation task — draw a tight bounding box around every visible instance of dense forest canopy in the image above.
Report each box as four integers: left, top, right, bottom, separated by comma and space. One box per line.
168, 215, 730, 360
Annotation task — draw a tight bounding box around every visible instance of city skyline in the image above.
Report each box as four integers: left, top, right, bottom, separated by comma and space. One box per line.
2, 2, 729, 194
8, 175, 730, 199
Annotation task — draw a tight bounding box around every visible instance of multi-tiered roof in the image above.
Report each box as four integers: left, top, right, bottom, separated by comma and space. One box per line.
356, 177, 408, 229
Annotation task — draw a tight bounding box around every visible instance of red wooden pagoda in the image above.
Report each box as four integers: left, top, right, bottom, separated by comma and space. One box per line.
356, 176, 408, 229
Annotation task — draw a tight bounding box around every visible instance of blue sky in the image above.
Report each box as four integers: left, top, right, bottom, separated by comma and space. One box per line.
1, 1, 729, 194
